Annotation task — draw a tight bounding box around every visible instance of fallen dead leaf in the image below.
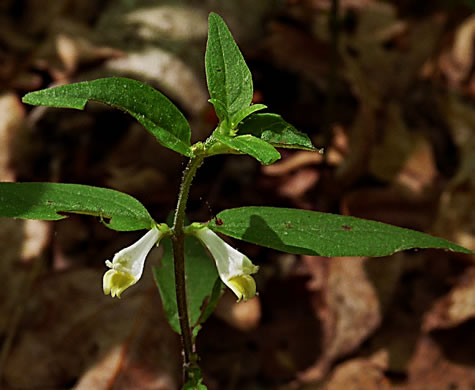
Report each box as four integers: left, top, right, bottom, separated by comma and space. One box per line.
439, 14, 475, 88
213, 291, 262, 332
3, 265, 180, 389
0, 92, 24, 182
20, 220, 51, 262
261, 21, 329, 89
299, 256, 381, 382
56, 33, 123, 76
342, 187, 438, 231
396, 333, 475, 390
278, 167, 320, 199
423, 267, 475, 332
102, 47, 208, 117
323, 350, 390, 390
262, 151, 323, 176
434, 95, 475, 252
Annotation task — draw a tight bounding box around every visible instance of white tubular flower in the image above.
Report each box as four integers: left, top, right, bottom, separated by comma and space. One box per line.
194, 227, 259, 302
103, 226, 161, 298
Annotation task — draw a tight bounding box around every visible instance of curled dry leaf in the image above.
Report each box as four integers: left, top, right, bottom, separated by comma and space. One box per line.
56, 33, 124, 75
299, 256, 381, 381
423, 267, 475, 332
342, 187, 438, 232
298, 0, 373, 11
103, 48, 208, 117
368, 102, 438, 193
3, 267, 180, 389
434, 96, 475, 252
124, 6, 208, 41
262, 151, 323, 176
401, 335, 475, 390
277, 167, 320, 199
262, 21, 329, 89
439, 14, 475, 87
0, 93, 24, 182
20, 220, 51, 262
103, 123, 178, 203
324, 350, 390, 390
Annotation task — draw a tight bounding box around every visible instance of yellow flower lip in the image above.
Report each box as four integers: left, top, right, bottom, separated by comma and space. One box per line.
103, 226, 161, 298
103, 269, 135, 298
227, 274, 257, 302
193, 227, 259, 301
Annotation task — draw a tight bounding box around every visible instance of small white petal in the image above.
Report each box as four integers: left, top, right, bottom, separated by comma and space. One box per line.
194, 227, 259, 301
103, 226, 161, 298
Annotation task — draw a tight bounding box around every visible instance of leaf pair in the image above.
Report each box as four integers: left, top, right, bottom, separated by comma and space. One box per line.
0, 182, 469, 257
205, 13, 316, 164
22, 14, 317, 165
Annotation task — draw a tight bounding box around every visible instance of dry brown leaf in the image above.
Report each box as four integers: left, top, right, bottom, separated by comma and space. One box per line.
20, 220, 51, 262
439, 14, 475, 87
3, 266, 180, 389
334, 102, 376, 188
0, 220, 29, 333
56, 33, 123, 75
0, 93, 24, 182
124, 6, 208, 41
296, 0, 373, 11
262, 21, 329, 89
262, 151, 323, 176
434, 95, 475, 252
396, 334, 475, 390
423, 267, 475, 332
299, 256, 381, 381
278, 168, 320, 199
213, 291, 262, 332
104, 123, 178, 204
368, 102, 438, 192
342, 187, 437, 231
102, 48, 208, 117
324, 350, 390, 390
395, 137, 438, 195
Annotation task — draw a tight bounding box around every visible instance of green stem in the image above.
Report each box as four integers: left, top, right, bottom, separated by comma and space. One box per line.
171, 155, 204, 381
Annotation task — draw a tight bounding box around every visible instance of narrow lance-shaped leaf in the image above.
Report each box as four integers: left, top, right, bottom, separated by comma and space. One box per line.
208, 207, 473, 257
230, 104, 267, 130
22, 77, 193, 157
153, 236, 219, 336
0, 182, 155, 231
205, 12, 253, 122
214, 132, 281, 165
238, 113, 318, 151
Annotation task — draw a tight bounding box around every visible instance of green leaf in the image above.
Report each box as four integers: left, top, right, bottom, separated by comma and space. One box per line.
22, 77, 193, 157
214, 133, 281, 165
153, 236, 219, 335
230, 104, 267, 129
0, 182, 155, 231
205, 13, 253, 121
239, 113, 317, 151
183, 378, 207, 390
183, 366, 208, 390
196, 278, 223, 329
209, 207, 473, 257
208, 98, 230, 126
